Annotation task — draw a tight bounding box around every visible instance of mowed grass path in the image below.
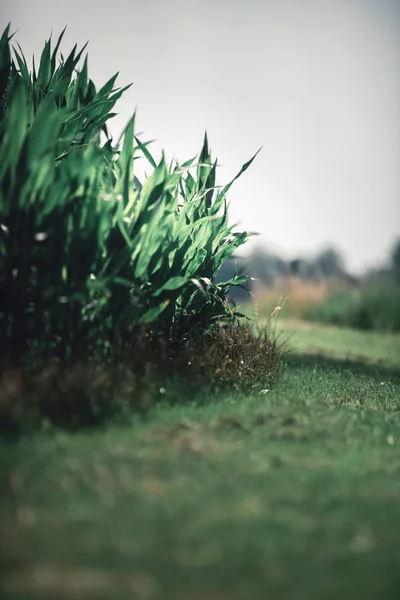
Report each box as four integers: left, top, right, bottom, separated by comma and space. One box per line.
2, 324, 400, 599
278, 317, 400, 366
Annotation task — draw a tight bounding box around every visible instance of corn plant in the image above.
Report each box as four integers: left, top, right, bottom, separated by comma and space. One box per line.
0, 25, 258, 364
115, 124, 259, 341
0, 25, 134, 362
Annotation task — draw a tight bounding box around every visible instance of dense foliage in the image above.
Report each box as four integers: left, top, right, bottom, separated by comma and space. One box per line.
306, 282, 400, 333
0, 25, 258, 365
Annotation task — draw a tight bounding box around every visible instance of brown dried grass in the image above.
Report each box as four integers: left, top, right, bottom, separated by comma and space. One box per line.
0, 320, 283, 436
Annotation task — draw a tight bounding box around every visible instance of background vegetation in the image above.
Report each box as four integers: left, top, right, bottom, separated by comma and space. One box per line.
229, 239, 400, 333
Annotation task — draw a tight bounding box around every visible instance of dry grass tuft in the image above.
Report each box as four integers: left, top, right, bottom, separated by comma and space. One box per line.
0, 319, 284, 436
181, 319, 285, 392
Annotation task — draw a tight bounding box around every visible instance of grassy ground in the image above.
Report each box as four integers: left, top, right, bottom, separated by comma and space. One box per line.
277, 317, 400, 366
1, 323, 400, 599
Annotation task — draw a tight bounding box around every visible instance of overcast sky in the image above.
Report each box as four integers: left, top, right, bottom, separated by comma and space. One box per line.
2, 0, 400, 273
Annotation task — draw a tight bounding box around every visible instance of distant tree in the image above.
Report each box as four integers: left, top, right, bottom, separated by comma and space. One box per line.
391, 238, 400, 282
314, 248, 346, 278
290, 258, 322, 279
247, 247, 289, 286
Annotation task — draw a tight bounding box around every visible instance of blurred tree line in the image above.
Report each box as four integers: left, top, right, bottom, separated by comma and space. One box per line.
216, 246, 356, 302
217, 238, 400, 303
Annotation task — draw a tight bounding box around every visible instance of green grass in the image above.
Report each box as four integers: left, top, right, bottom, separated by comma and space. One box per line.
2, 324, 400, 599
277, 317, 400, 367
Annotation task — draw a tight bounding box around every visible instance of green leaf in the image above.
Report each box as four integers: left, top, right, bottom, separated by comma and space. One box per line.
153, 276, 188, 296
190, 278, 210, 299
205, 159, 217, 208
134, 135, 157, 168
13, 46, 30, 84
220, 147, 262, 198
118, 113, 135, 206
140, 301, 170, 324
0, 24, 11, 101
37, 37, 51, 90
27, 94, 64, 162
218, 275, 250, 287
50, 26, 67, 73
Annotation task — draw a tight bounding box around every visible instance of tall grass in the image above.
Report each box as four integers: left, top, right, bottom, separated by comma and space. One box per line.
0, 25, 259, 365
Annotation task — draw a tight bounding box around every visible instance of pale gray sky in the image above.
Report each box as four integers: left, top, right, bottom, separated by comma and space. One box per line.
2, 0, 400, 273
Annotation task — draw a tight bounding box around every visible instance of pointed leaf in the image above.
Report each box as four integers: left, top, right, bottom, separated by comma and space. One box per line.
140, 300, 170, 324
153, 276, 188, 296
